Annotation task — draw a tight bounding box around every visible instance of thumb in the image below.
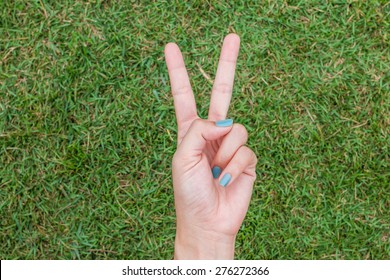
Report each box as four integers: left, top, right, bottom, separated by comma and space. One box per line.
176, 119, 233, 158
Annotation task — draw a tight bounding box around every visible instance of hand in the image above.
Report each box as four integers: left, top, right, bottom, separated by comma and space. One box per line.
164, 34, 257, 259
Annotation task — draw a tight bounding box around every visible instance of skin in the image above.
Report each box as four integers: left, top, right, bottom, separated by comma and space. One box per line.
164, 34, 257, 259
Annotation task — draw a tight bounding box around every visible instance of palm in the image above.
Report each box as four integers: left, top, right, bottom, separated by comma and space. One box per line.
175, 137, 252, 235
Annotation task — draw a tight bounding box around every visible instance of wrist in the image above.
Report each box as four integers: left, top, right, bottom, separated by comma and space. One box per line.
174, 227, 236, 260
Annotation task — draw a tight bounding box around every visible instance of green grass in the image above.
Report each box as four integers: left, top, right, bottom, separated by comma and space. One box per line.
0, 0, 389, 259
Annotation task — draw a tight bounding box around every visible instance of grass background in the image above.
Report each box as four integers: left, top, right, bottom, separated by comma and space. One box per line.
0, 0, 389, 259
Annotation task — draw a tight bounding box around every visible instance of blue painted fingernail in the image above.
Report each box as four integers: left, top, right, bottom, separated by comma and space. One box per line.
215, 119, 233, 127
220, 173, 232, 187
212, 166, 222, 179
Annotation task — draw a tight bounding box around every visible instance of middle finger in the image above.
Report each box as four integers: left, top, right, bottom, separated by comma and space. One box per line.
208, 34, 241, 121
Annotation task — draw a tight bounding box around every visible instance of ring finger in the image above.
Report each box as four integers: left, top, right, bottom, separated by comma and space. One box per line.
211, 123, 248, 179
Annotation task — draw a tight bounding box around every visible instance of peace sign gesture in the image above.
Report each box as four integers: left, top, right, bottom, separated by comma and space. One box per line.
165, 34, 257, 259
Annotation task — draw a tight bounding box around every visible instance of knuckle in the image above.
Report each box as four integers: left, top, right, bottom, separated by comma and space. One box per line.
191, 118, 203, 129
213, 83, 232, 95
209, 109, 225, 121
239, 146, 257, 178
252, 151, 258, 165
240, 146, 257, 163
233, 123, 248, 142
172, 85, 192, 96
239, 145, 251, 157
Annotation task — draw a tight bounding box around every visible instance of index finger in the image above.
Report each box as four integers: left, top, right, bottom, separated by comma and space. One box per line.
164, 43, 198, 143
208, 34, 240, 121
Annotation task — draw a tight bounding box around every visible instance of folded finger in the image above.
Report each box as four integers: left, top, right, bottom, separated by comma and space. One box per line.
218, 146, 257, 188
211, 123, 248, 179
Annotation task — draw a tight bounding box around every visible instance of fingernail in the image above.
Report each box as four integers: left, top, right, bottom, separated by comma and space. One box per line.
220, 173, 232, 187
215, 119, 233, 127
212, 166, 222, 179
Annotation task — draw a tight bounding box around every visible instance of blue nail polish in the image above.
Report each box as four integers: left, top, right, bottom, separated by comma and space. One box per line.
220, 173, 232, 187
212, 166, 222, 179
215, 119, 233, 127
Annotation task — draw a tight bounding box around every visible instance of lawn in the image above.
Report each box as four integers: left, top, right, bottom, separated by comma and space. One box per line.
0, 0, 389, 259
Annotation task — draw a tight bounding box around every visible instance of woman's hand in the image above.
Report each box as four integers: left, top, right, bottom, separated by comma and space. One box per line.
164, 34, 257, 259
